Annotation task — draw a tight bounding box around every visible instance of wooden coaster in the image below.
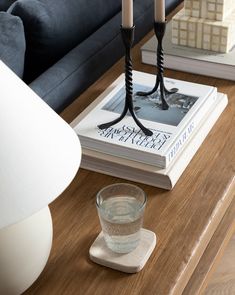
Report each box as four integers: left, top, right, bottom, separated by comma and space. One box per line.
89, 229, 156, 273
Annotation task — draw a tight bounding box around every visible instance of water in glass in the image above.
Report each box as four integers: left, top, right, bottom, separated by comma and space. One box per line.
98, 195, 144, 253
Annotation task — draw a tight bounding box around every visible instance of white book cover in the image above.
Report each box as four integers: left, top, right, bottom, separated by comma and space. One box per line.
141, 22, 235, 81
73, 71, 217, 169
81, 93, 228, 190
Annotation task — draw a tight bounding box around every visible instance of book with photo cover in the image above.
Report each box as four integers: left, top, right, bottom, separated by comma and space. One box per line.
72, 71, 217, 169
141, 21, 235, 81
80, 93, 228, 190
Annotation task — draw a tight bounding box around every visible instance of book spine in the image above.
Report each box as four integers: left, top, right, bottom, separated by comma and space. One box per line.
81, 155, 172, 190
141, 50, 156, 66
141, 50, 235, 82
165, 89, 217, 167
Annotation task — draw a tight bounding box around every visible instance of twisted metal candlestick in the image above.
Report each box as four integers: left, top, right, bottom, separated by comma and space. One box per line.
137, 21, 178, 110
98, 26, 153, 136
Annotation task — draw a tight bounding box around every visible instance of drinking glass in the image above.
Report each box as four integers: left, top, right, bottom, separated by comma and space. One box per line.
96, 183, 147, 254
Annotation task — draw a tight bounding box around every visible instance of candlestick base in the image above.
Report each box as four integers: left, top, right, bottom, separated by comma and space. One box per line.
98, 26, 153, 136
136, 21, 178, 110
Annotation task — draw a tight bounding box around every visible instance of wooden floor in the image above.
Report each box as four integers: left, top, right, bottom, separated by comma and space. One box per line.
204, 233, 235, 295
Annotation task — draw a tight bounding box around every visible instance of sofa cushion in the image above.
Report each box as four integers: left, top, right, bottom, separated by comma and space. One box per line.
0, 12, 25, 77
30, 0, 183, 112
30, 0, 155, 112
9, 0, 122, 83
0, 0, 16, 11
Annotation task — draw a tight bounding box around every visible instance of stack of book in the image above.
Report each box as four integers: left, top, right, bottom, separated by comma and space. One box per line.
141, 22, 235, 81
72, 71, 227, 190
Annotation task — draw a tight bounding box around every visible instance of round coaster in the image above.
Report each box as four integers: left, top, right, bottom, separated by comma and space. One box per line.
89, 228, 157, 273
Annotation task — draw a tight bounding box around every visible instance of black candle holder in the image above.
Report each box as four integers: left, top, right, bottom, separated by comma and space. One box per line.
136, 21, 178, 109
98, 26, 153, 136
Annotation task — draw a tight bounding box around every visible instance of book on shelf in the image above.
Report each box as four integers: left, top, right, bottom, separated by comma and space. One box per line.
80, 93, 228, 190
72, 71, 217, 169
141, 21, 235, 81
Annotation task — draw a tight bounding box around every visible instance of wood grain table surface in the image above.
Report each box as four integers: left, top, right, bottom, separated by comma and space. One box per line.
24, 20, 235, 295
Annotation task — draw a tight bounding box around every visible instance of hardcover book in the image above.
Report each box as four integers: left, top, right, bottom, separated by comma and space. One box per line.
80, 93, 228, 190
72, 71, 217, 169
141, 22, 235, 81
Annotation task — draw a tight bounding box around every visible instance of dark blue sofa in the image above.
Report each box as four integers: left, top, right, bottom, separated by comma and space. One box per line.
0, 0, 182, 112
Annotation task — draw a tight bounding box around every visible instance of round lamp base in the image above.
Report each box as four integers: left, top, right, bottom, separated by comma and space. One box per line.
0, 206, 53, 295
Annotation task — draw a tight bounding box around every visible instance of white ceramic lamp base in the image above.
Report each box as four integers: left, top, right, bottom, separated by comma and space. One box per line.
89, 229, 156, 273
0, 206, 53, 295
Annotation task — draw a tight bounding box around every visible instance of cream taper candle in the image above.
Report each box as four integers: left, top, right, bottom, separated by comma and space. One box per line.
122, 0, 133, 28
154, 0, 165, 22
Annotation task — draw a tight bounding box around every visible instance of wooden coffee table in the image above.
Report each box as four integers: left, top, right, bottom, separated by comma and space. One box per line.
24, 30, 235, 295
